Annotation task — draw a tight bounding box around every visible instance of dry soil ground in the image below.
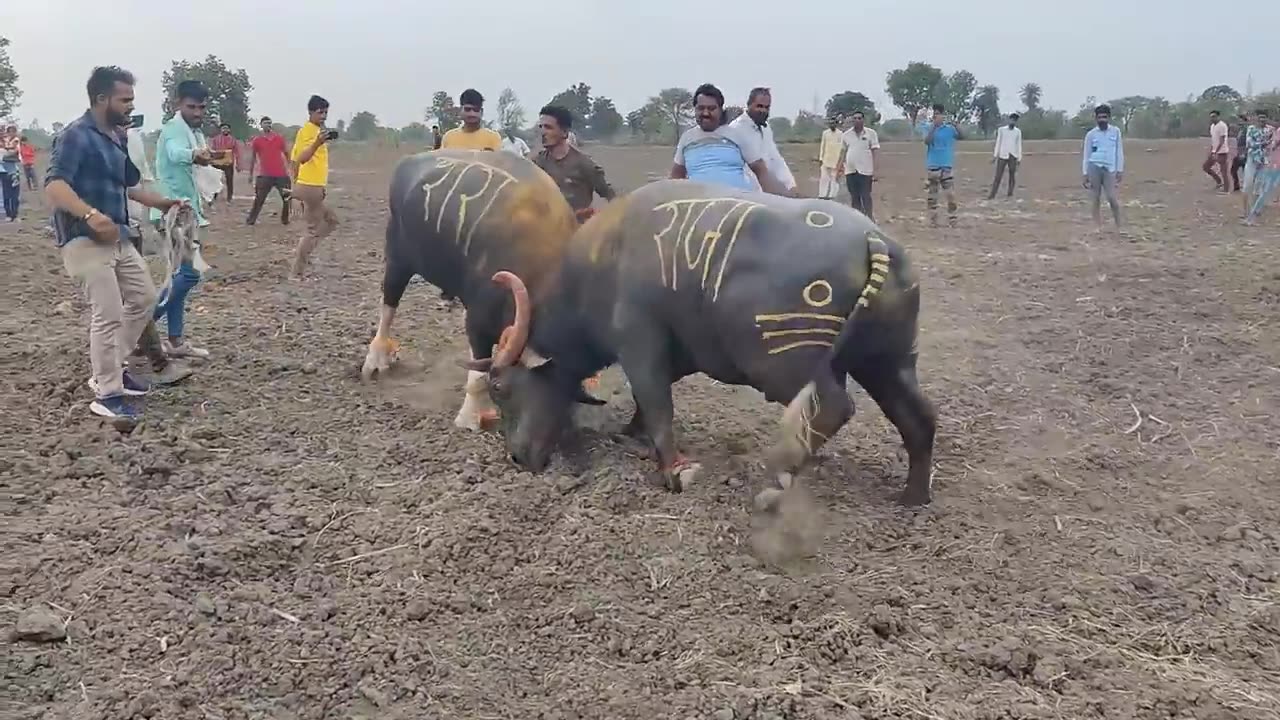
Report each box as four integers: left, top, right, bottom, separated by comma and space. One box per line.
4, 138, 1280, 720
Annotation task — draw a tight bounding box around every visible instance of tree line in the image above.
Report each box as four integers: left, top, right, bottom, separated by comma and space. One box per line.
2, 48, 1278, 148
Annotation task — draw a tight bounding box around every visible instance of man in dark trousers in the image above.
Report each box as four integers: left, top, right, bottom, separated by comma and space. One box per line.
246, 116, 291, 225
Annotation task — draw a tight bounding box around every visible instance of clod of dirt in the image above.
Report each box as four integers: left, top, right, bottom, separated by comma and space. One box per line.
11, 607, 67, 643
712, 708, 735, 720
405, 600, 430, 621
194, 592, 217, 616
556, 474, 588, 495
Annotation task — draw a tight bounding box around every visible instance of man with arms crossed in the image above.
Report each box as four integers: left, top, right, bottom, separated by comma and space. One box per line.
290, 95, 339, 279
670, 83, 789, 196
46, 66, 186, 419
1082, 104, 1125, 230
246, 116, 292, 225
441, 89, 502, 151
730, 87, 797, 196
835, 110, 879, 220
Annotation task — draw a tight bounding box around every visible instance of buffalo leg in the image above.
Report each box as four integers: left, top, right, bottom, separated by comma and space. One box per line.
618, 334, 697, 491
758, 370, 853, 511
455, 318, 500, 431
851, 355, 937, 506
360, 257, 414, 381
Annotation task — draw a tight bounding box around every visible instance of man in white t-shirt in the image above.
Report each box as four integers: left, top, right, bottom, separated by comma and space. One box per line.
1203, 110, 1230, 193
834, 110, 879, 220
730, 87, 797, 196
988, 113, 1023, 199
670, 83, 789, 195
500, 130, 530, 159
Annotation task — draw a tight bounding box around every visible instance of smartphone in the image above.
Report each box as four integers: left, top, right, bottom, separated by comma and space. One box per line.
326, 130, 339, 141
130, 114, 145, 129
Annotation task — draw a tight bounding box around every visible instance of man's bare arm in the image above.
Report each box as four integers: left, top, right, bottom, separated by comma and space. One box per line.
748, 160, 790, 196
127, 186, 178, 210
45, 179, 97, 219
670, 163, 688, 179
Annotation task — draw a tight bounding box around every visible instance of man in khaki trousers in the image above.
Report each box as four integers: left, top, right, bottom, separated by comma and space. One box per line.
45, 66, 185, 420
289, 94, 339, 279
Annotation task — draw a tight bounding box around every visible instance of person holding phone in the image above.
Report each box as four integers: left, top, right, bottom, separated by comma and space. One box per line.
289, 94, 339, 279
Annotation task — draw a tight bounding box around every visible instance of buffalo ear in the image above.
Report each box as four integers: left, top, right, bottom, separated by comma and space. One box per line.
460, 358, 493, 372
573, 386, 607, 406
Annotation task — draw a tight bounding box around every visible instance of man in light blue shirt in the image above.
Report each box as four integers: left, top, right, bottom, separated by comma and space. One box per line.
670, 83, 789, 195
924, 103, 963, 227
1082, 103, 1124, 229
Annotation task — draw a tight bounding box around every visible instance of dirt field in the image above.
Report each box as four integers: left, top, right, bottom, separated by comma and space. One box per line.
4, 137, 1279, 720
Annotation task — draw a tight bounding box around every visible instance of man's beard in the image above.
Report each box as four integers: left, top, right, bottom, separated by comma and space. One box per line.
106, 108, 130, 127
750, 112, 769, 126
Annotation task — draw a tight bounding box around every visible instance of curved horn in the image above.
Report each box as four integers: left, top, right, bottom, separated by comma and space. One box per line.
491, 270, 531, 369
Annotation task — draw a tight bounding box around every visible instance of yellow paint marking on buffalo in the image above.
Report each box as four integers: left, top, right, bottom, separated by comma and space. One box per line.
755, 312, 844, 324
652, 198, 764, 300
767, 340, 834, 355
761, 328, 840, 339
804, 210, 834, 228
420, 157, 519, 250
802, 280, 833, 308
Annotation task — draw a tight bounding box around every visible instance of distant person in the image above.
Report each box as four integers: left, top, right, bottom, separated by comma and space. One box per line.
988, 113, 1023, 200
1243, 109, 1274, 216
440, 89, 502, 151
431, 124, 442, 150
246, 115, 292, 225
1245, 117, 1280, 226
533, 104, 615, 222
209, 122, 239, 204
19, 135, 37, 190
1230, 113, 1249, 193
1082, 103, 1124, 230
500, 129, 531, 159
670, 83, 788, 195
1203, 110, 1230, 192
834, 110, 879, 220
1, 124, 20, 221
289, 94, 340, 279
730, 87, 797, 195
923, 103, 962, 227
816, 117, 843, 200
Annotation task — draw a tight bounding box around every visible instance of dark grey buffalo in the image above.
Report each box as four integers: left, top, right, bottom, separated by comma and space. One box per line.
463, 179, 938, 506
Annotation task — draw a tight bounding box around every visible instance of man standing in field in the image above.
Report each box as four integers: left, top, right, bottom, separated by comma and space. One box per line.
209, 122, 239, 205
816, 117, 843, 200
835, 110, 879, 220
988, 113, 1023, 199
1203, 110, 1230, 192
1082, 103, 1124, 230
730, 87, 797, 195
441, 89, 502, 151
19, 135, 37, 190
924, 103, 962, 227
1242, 109, 1274, 216
431, 125, 442, 150
533, 104, 615, 223
290, 95, 339, 279
246, 116, 292, 225
669, 83, 788, 195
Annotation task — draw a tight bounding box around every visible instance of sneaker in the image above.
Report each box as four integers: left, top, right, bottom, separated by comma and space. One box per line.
87, 370, 151, 397
163, 339, 210, 360
150, 361, 195, 386
89, 395, 141, 419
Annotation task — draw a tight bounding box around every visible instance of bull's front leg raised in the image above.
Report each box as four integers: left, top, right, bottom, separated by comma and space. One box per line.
454, 320, 500, 431
758, 370, 853, 511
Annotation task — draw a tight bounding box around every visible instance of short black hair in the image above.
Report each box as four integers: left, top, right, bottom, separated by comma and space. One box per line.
932, 103, 945, 113
308, 95, 330, 113
694, 83, 725, 108
460, 88, 484, 107
748, 87, 770, 104
219, 121, 231, 129
851, 110, 865, 118
86, 66, 135, 103
1210, 109, 1221, 117
176, 80, 208, 102
260, 115, 272, 124
1095, 104, 1111, 116
539, 104, 573, 131
1009, 112, 1020, 120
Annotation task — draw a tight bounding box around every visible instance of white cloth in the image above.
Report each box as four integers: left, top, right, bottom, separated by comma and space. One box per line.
840, 127, 880, 176
159, 203, 210, 296
817, 166, 840, 199
993, 125, 1023, 160
730, 113, 796, 191
818, 128, 843, 168
501, 135, 530, 157
1209, 121, 1229, 153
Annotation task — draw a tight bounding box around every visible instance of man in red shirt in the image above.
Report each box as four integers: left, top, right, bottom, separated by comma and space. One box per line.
209, 122, 240, 204
246, 116, 292, 225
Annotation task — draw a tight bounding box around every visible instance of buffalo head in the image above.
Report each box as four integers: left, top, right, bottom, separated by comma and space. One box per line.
464, 271, 604, 472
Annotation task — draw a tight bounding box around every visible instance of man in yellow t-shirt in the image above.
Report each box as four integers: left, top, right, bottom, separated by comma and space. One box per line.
440, 88, 502, 151
289, 94, 339, 279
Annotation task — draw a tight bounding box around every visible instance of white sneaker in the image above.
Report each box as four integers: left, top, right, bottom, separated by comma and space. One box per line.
163, 339, 210, 359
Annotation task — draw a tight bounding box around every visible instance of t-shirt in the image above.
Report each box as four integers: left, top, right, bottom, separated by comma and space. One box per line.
252, 133, 289, 177
840, 127, 880, 175
925, 124, 958, 169
19, 143, 35, 165
441, 127, 502, 151
1209, 121, 1229, 153
291, 122, 329, 187
673, 124, 763, 191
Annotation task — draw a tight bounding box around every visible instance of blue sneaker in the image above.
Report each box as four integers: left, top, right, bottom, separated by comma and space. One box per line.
86, 371, 151, 397
89, 395, 141, 419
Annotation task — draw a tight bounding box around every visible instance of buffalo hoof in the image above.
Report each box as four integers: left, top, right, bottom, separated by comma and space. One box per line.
900, 487, 933, 507
664, 461, 701, 493
360, 338, 400, 381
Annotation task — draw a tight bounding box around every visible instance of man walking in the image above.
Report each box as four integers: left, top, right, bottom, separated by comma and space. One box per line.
1243, 109, 1274, 216
441, 89, 502, 151
45, 66, 185, 419
1082, 103, 1125, 230
19, 135, 37, 190
290, 94, 339, 279
209, 122, 239, 205
246, 116, 291, 225
730, 87, 797, 195
1203, 110, 1230, 192
1230, 114, 1249, 193
924, 104, 962, 227
533, 104, 615, 223
988, 113, 1023, 199
817, 117, 843, 200
1, 125, 20, 221
834, 111, 879, 220
431, 125, 443, 150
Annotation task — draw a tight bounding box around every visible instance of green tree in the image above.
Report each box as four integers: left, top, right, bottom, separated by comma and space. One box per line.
336, 118, 346, 135
825, 91, 879, 123
0, 37, 20, 120
886, 62, 943, 123
1199, 84, 1242, 106
936, 70, 977, 122
161, 55, 253, 136
1020, 82, 1043, 111
972, 85, 1001, 137
791, 111, 823, 141
429, 91, 460, 131
547, 82, 592, 129
496, 87, 526, 134
400, 122, 429, 142
586, 96, 624, 140
348, 111, 378, 141
639, 87, 694, 145
770, 116, 793, 140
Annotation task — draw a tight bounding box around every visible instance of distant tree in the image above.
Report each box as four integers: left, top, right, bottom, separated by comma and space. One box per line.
724, 105, 744, 123
937, 70, 978, 122
548, 82, 593, 129
347, 111, 378, 141
429, 91, 461, 131
400, 122, 429, 142
0, 37, 19, 120
791, 111, 824, 141
335, 118, 347, 135
972, 85, 1001, 137
586, 96, 624, 140
769, 116, 793, 140
825, 91, 879, 124
161, 55, 253, 136
640, 87, 694, 145
51, 121, 65, 136
1020, 82, 1043, 111
886, 62, 943, 123
496, 87, 526, 134
1199, 84, 1242, 106
880, 118, 913, 140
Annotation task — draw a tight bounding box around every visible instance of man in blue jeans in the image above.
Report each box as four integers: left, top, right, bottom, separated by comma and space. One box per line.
153, 79, 214, 359
924, 103, 963, 227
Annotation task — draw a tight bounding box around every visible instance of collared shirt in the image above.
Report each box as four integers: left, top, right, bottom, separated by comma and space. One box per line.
1, 135, 19, 173
534, 145, 615, 213
1246, 125, 1274, 166
730, 113, 796, 191
1082, 125, 1124, 174
993, 125, 1023, 160
210, 133, 239, 168
673, 123, 763, 191
251, 132, 289, 177
1209, 121, 1229, 153
925, 124, 958, 169
441, 127, 502, 151
153, 115, 208, 224
292, 122, 329, 187
45, 111, 141, 247
840, 127, 879, 176
818, 128, 843, 168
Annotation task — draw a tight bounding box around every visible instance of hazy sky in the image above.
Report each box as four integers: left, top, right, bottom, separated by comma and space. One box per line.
3, 1, 1277, 130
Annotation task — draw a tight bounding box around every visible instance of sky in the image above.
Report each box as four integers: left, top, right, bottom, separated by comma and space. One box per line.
3, 0, 1278, 131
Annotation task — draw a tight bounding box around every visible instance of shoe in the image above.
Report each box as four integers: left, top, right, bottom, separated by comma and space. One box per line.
151, 361, 195, 386
87, 370, 151, 397
89, 394, 141, 419
163, 339, 210, 359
